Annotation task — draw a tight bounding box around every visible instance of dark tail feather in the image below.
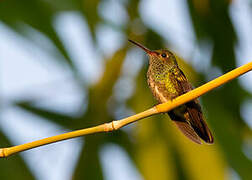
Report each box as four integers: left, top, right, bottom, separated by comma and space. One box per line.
186, 102, 214, 144
190, 117, 214, 144
173, 121, 202, 144
168, 102, 214, 144
168, 111, 202, 144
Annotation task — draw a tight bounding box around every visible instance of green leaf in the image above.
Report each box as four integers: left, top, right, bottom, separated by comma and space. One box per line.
0, 0, 77, 72
15, 101, 76, 129
203, 92, 252, 179
78, 0, 101, 41
72, 136, 104, 180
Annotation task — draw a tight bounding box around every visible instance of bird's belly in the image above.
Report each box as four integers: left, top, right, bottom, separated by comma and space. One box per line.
148, 77, 179, 104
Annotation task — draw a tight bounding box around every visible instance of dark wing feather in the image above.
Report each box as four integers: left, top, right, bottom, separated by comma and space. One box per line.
170, 68, 214, 144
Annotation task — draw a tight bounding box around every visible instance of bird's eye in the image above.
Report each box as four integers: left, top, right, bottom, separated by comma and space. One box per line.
161, 53, 167, 58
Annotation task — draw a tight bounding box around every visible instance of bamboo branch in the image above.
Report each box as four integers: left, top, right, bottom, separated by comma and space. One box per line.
1, 61, 252, 158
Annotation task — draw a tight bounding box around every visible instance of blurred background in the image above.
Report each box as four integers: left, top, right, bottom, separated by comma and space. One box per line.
0, 0, 252, 179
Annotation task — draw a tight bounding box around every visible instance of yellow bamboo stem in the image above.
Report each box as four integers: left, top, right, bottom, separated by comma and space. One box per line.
0, 108, 158, 158
1, 61, 252, 158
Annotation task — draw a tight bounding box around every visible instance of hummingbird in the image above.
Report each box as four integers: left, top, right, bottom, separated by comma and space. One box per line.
129, 39, 214, 144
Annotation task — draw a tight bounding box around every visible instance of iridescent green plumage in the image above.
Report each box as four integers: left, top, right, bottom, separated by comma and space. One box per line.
129, 40, 213, 144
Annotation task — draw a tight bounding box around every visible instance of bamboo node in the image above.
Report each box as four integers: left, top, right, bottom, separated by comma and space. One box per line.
0, 148, 6, 158
111, 121, 116, 130
104, 123, 114, 132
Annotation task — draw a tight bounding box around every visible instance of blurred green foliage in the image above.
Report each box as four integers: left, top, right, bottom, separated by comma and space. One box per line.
0, 0, 252, 179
